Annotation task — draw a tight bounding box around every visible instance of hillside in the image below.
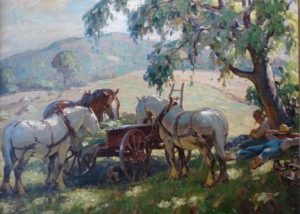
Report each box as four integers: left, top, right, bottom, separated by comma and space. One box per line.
0, 33, 153, 92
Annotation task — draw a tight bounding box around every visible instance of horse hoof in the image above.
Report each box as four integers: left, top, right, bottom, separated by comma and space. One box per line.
18, 190, 27, 197
55, 183, 65, 190
168, 170, 179, 180
217, 175, 229, 184
0, 183, 13, 193
45, 180, 53, 187
202, 181, 216, 188
180, 167, 189, 177
222, 177, 229, 184
168, 176, 179, 180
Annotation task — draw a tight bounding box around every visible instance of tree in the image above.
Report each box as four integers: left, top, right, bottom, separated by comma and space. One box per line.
83, 0, 298, 129
0, 68, 18, 94
51, 51, 79, 86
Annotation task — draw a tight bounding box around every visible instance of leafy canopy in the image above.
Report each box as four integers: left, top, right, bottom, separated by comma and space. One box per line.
84, 0, 297, 92
51, 51, 80, 75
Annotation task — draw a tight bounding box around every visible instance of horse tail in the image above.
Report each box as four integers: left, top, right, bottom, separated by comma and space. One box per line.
213, 113, 228, 160
2, 122, 15, 168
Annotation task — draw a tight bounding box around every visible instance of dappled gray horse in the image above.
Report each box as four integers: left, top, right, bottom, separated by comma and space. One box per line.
1, 106, 99, 195
136, 96, 229, 187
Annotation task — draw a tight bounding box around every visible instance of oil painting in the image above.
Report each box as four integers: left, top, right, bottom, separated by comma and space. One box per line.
0, 0, 299, 213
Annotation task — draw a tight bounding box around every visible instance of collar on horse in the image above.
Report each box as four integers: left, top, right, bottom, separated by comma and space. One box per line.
55, 105, 76, 138
59, 112, 76, 138
153, 104, 174, 137
153, 103, 199, 145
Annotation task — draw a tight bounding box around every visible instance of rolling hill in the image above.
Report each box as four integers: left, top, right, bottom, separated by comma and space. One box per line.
0, 33, 154, 92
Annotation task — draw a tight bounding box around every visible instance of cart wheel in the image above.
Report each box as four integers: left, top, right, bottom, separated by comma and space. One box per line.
64, 144, 97, 176
119, 129, 151, 182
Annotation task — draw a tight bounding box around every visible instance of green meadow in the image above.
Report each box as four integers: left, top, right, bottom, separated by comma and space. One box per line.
0, 73, 298, 213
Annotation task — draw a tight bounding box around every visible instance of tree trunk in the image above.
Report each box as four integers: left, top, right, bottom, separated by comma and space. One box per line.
63, 73, 66, 86
252, 63, 291, 129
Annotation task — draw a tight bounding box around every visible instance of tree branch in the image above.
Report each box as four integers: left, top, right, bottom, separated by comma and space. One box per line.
191, 0, 224, 13
169, 39, 190, 57
228, 64, 254, 80
242, 0, 255, 28
215, 52, 254, 80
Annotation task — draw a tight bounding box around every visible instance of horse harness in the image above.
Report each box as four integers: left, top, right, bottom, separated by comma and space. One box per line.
153, 105, 201, 147
11, 112, 77, 158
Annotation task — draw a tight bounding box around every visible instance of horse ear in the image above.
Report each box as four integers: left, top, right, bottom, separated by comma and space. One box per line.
136, 96, 141, 102
115, 88, 119, 95
88, 90, 91, 94
168, 97, 174, 109
54, 103, 64, 114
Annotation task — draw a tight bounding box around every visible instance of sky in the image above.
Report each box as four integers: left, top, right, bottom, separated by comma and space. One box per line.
0, 0, 139, 59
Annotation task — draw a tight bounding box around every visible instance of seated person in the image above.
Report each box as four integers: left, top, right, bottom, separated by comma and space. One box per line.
226, 124, 299, 169
225, 109, 270, 150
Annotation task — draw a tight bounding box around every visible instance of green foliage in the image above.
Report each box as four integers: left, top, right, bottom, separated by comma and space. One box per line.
246, 81, 299, 128
245, 86, 262, 108
83, 0, 129, 40
0, 68, 18, 94
84, 0, 297, 91
52, 51, 81, 86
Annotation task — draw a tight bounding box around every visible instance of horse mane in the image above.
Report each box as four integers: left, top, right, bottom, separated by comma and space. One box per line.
143, 95, 168, 103
92, 89, 104, 97
93, 89, 114, 97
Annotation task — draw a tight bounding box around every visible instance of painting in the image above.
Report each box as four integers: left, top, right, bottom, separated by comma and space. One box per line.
0, 0, 299, 213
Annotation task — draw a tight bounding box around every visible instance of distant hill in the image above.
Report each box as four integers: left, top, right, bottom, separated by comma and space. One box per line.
0, 33, 154, 93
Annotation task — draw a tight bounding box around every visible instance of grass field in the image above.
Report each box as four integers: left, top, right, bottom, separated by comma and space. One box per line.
0, 71, 298, 214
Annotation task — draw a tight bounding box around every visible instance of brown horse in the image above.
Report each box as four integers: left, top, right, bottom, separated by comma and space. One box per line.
43, 89, 120, 121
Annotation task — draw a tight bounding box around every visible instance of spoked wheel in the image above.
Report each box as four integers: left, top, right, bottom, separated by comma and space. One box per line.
119, 129, 152, 182
64, 144, 98, 176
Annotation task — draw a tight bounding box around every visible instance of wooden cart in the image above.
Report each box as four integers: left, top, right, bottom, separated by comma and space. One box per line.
64, 83, 189, 182
64, 124, 164, 182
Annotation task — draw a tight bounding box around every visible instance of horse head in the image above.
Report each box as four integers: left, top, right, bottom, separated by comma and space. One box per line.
136, 96, 149, 124
99, 88, 120, 120
135, 96, 169, 124
81, 107, 100, 137
80, 89, 120, 121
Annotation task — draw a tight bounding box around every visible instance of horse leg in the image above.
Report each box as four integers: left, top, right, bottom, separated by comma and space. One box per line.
45, 153, 57, 186
14, 158, 29, 196
1, 157, 16, 193
213, 128, 229, 184
165, 139, 179, 180
55, 144, 69, 190
197, 143, 216, 188
217, 157, 229, 184
177, 147, 189, 177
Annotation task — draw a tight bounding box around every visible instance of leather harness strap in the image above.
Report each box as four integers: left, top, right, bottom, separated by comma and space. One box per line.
43, 120, 54, 145
155, 106, 203, 146
12, 113, 76, 158
173, 112, 187, 142
58, 112, 76, 138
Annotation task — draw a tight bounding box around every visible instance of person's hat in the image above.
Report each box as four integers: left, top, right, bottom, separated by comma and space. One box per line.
253, 109, 264, 119
277, 124, 291, 135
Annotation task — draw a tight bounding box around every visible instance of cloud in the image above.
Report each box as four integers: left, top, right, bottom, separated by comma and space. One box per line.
0, 0, 154, 59
4, 0, 70, 12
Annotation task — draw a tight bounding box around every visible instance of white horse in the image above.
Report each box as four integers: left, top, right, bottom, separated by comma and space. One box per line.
136, 96, 229, 187
1, 106, 99, 195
